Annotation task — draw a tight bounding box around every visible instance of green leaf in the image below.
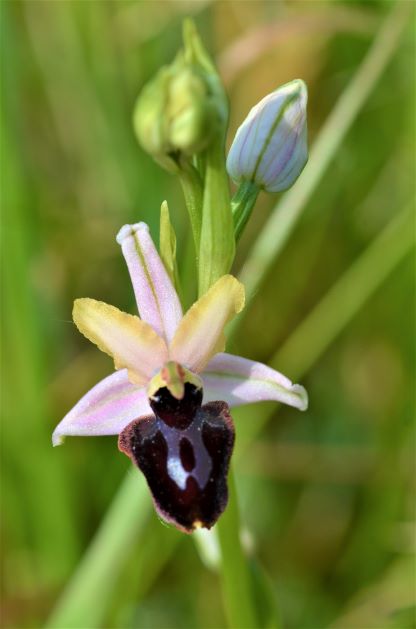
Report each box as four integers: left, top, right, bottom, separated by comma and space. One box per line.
159, 200, 181, 298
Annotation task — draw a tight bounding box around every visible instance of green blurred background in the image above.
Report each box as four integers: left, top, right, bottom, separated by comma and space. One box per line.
1, 1, 415, 628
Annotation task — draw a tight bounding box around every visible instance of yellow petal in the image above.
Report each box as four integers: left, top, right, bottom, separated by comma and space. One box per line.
73, 299, 168, 384
169, 275, 245, 372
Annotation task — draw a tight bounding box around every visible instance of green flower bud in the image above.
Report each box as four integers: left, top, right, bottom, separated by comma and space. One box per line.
133, 25, 227, 173
168, 66, 219, 154
133, 68, 174, 171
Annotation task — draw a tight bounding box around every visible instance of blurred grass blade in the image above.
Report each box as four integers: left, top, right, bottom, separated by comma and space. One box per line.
331, 557, 415, 629
235, 203, 415, 452
2, 7, 79, 585
46, 473, 150, 629
276, 205, 414, 378
237, 1, 412, 307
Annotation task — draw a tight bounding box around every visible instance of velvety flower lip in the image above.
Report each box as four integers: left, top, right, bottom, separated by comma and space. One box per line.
52, 222, 307, 447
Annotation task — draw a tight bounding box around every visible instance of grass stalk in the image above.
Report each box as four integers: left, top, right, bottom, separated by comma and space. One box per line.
275, 204, 414, 378
46, 474, 149, 629
234, 203, 415, 453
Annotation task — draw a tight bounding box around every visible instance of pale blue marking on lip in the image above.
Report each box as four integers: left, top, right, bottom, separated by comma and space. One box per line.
158, 416, 212, 491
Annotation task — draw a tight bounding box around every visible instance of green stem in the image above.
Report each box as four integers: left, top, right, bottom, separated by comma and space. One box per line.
198, 138, 235, 296
216, 468, 260, 629
232, 180, 260, 241
178, 162, 203, 258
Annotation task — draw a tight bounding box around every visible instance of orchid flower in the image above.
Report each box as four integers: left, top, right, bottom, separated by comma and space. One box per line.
53, 222, 307, 533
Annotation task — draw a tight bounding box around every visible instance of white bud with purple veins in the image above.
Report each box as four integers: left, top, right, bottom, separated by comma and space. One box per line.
226, 79, 308, 193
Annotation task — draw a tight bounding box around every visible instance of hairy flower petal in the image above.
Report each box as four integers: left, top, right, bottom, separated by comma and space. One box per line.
73, 298, 168, 384
117, 222, 183, 343
52, 370, 151, 446
202, 352, 308, 411
169, 276, 245, 373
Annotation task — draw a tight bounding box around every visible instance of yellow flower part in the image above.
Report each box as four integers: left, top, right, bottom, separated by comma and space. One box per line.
169, 275, 245, 372
73, 299, 168, 385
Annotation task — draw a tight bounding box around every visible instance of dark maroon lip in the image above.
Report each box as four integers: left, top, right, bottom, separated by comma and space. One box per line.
149, 383, 203, 429
119, 384, 235, 533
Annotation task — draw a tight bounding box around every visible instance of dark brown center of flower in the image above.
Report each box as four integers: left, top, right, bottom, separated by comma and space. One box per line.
118, 384, 235, 533
149, 383, 203, 429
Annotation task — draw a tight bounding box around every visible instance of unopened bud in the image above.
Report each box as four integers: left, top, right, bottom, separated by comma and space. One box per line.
134, 58, 223, 172
227, 79, 308, 193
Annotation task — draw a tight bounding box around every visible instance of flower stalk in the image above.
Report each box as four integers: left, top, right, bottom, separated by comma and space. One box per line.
231, 180, 260, 241
216, 468, 260, 629
199, 138, 235, 296
177, 161, 203, 255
